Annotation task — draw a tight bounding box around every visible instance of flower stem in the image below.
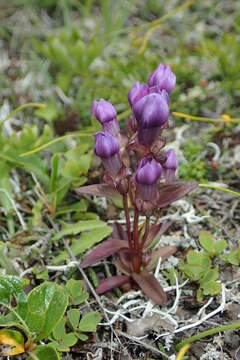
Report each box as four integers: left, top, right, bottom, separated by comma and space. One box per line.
122, 194, 132, 247
141, 216, 150, 248
132, 210, 139, 272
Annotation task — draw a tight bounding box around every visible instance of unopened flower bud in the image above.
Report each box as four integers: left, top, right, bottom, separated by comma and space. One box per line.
136, 157, 162, 201
163, 149, 178, 181
133, 92, 169, 146
148, 63, 176, 94
128, 82, 148, 108
94, 131, 122, 175
92, 99, 119, 136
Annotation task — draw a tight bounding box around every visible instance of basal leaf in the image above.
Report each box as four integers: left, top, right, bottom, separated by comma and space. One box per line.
132, 270, 167, 305
53, 219, 111, 241
52, 226, 112, 265
96, 275, 130, 294
80, 238, 129, 269
146, 245, 177, 271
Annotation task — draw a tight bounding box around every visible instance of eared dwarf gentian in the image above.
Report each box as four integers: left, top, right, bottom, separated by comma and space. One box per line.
148, 63, 176, 94
94, 131, 122, 175
77, 63, 198, 306
164, 149, 178, 181
93, 99, 119, 137
133, 92, 169, 146
128, 82, 148, 108
136, 157, 162, 201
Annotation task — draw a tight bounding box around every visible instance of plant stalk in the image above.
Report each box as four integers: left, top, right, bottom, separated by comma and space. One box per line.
132, 210, 139, 272
122, 194, 132, 247
141, 216, 150, 248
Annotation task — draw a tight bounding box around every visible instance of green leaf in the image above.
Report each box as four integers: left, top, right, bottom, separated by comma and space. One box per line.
76, 332, 88, 341
78, 312, 101, 332
53, 219, 111, 241
0, 162, 13, 214
214, 240, 227, 255
67, 309, 80, 329
200, 268, 218, 285
199, 231, 227, 257
62, 154, 92, 178
202, 280, 221, 296
197, 288, 204, 302
27, 345, 61, 360
35, 102, 59, 122
0, 243, 18, 275
55, 200, 88, 215
53, 318, 66, 340
52, 226, 112, 264
19, 282, 68, 340
0, 275, 25, 304
52, 318, 77, 352
199, 231, 214, 254
50, 153, 60, 193
61, 332, 78, 347
184, 251, 211, 281
220, 247, 240, 266
66, 279, 83, 297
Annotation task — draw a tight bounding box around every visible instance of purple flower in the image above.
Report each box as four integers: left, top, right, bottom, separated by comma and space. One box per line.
92, 99, 119, 136
94, 132, 122, 175
148, 63, 176, 94
128, 82, 148, 108
163, 149, 178, 181
133, 92, 169, 146
136, 157, 162, 201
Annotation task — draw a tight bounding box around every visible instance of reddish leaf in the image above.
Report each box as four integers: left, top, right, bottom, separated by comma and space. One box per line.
132, 269, 167, 305
96, 275, 130, 294
143, 221, 173, 248
75, 184, 119, 198
114, 257, 131, 275
146, 245, 177, 271
158, 181, 198, 208
80, 238, 129, 268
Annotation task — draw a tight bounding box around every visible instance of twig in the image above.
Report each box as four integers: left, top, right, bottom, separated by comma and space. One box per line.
115, 329, 168, 358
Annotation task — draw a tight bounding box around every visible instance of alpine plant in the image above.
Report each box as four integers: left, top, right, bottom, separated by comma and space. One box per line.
77, 63, 197, 305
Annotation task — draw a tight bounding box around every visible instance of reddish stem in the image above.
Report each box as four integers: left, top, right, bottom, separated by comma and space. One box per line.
141, 216, 150, 248
132, 209, 139, 272
122, 194, 132, 248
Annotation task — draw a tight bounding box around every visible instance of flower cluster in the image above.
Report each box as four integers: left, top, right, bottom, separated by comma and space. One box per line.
78, 63, 197, 305
93, 63, 178, 208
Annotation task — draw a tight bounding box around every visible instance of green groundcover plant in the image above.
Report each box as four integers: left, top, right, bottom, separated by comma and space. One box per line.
0, 276, 101, 358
